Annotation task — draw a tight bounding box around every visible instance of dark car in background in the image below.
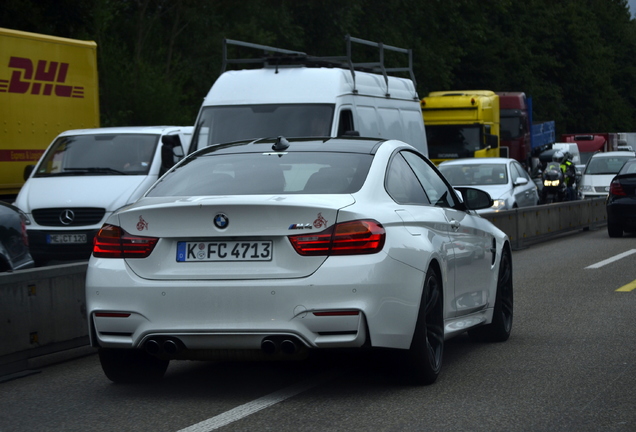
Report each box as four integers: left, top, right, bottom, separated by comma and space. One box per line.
0, 201, 34, 272
606, 158, 636, 238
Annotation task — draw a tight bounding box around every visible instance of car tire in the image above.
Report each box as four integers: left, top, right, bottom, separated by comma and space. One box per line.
607, 219, 623, 238
98, 348, 169, 383
403, 265, 444, 385
468, 244, 513, 343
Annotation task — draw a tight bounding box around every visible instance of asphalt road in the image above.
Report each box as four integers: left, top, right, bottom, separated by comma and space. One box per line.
0, 228, 634, 432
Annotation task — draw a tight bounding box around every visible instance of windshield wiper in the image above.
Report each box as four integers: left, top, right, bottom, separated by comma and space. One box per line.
64, 167, 126, 175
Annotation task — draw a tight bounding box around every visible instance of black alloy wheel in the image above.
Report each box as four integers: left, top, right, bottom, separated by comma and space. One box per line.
404, 266, 444, 385
469, 244, 513, 342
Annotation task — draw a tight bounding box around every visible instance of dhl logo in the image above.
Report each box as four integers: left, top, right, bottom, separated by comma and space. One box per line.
0, 56, 84, 98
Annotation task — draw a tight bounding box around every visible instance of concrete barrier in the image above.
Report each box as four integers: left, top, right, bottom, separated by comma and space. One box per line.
482, 197, 607, 250
0, 262, 91, 377
0, 198, 608, 377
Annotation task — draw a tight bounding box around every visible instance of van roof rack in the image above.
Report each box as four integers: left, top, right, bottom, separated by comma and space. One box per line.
221, 35, 417, 99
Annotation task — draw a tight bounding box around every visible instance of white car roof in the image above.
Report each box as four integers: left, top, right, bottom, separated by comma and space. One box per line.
439, 157, 514, 165
589, 151, 636, 158
56, 126, 194, 136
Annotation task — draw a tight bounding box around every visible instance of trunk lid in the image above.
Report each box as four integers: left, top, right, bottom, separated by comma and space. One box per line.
116, 195, 355, 280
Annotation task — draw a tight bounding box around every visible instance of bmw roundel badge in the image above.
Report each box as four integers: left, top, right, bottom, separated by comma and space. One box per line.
214, 213, 229, 229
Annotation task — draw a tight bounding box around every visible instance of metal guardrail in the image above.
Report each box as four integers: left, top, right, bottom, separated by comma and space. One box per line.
0, 198, 608, 377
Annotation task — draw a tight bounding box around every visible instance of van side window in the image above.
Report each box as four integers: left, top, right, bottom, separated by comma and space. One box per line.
337, 110, 355, 136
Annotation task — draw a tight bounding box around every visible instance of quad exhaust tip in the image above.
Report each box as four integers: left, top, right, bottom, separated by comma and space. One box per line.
281, 339, 298, 354
145, 339, 161, 355
144, 338, 182, 356
261, 337, 300, 355
261, 339, 277, 355
145, 336, 301, 356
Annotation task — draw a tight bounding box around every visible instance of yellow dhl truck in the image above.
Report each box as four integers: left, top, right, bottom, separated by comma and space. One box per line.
421, 90, 503, 165
0, 27, 99, 197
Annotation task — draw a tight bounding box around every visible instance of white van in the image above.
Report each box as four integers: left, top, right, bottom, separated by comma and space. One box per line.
14, 126, 192, 265
190, 37, 428, 156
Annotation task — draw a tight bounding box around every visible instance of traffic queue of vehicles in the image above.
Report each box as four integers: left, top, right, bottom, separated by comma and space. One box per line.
2, 29, 631, 386
3, 33, 517, 386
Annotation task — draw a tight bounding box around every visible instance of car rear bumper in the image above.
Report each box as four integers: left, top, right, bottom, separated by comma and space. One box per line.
607, 200, 636, 230
86, 254, 427, 355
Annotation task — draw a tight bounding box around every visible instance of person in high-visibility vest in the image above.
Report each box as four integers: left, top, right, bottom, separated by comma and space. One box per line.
553, 150, 576, 200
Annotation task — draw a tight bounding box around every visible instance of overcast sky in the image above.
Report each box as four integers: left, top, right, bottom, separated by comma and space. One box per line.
629, 0, 636, 16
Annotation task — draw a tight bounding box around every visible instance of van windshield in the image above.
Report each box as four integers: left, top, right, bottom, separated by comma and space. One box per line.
192, 104, 334, 151
425, 125, 482, 159
34, 134, 159, 177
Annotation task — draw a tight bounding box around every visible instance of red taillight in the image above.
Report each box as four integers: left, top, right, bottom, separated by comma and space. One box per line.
93, 224, 158, 258
288, 220, 385, 256
609, 179, 626, 196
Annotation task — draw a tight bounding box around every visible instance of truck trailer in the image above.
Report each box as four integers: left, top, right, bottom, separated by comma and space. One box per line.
0, 27, 100, 197
497, 92, 555, 167
561, 133, 618, 166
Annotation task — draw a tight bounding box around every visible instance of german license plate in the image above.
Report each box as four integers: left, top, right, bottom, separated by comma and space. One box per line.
177, 241, 272, 262
47, 233, 87, 244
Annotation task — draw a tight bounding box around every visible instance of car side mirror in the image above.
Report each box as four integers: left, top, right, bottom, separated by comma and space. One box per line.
160, 135, 184, 175
23, 164, 35, 181
485, 134, 499, 149
454, 187, 494, 210
514, 177, 529, 186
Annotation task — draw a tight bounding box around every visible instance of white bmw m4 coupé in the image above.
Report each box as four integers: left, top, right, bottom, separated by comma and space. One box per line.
86, 136, 513, 385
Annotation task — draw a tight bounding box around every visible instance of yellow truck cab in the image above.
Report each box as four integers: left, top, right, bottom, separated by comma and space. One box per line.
421, 90, 502, 165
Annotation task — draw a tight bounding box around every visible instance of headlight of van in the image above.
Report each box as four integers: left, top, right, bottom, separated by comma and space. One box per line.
579, 184, 593, 192
19, 210, 31, 225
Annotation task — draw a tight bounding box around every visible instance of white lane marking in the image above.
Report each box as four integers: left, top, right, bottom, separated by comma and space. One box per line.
585, 249, 636, 269
177, 371, 336, 432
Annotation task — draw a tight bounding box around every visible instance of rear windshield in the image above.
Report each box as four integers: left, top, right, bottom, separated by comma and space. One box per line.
146, 152, 372, 196
34, 134, 159, 177
192, 104, 334, 151
438, 163, 508, 186
585, 155, 634, 175
619, 159, 636, 174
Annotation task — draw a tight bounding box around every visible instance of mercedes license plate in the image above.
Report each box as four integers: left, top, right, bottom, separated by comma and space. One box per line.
47, 233, 87, 244
177, 241, 272, 262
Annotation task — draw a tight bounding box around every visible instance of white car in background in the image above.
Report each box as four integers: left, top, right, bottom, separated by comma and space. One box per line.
438, 157, 539, 212
579, 151, 636, 198
86, 136, 513, 386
